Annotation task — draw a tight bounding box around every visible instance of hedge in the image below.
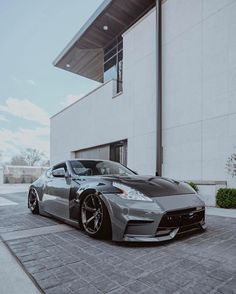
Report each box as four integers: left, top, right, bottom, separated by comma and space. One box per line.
188, 182, 199, 192
216, 188, 236, 208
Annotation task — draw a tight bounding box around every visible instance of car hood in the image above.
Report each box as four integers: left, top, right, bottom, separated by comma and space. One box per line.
101, 175, 195, 198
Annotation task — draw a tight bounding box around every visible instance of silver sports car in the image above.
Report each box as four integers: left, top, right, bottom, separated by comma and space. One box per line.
28, 159, 206, 242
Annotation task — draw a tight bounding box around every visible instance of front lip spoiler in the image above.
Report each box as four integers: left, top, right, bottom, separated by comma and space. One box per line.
123, 228, 179, 242
123, 223, 207, 242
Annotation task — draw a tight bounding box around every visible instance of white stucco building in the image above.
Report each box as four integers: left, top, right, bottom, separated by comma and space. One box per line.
51, 0, 236, 200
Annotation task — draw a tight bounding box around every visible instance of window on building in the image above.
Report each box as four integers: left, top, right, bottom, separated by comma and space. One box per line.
74, 139, 128, 166
104, 36, 123, 94
110, 140, 127, 166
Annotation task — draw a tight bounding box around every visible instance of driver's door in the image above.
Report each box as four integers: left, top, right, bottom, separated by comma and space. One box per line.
43, 162, 71, 219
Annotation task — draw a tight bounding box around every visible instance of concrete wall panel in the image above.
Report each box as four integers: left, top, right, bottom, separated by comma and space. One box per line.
162, 0, 236, 187
51, 9, 157, 175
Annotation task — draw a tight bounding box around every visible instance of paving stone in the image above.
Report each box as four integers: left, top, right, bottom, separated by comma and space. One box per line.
178, 277, 223, 294
140, 286, 167, 294
38, 276, 61, 290
207, 269, 233, 282
125, 280, 151, 293
45, 285, 72, 294
105, 270, 132, 286
53, 267, 76, 283
65, 278, 90, 292
32, 271, 55, 281
42, 256, 64, 270
1, 193, 236, 294
217, 284, 236, 294
124, 266, 145, 278
107, 286, 133, 294
72, 285, 102, 294
26, 264, 46, 274
90, 275, 120, 292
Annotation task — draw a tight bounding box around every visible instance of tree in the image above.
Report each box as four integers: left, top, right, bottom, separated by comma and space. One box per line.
9, 148, 47, 166
226, 153, 236, 177
42, 159, 50, 167
10, 155, 28, 166
21, 148, 45, 166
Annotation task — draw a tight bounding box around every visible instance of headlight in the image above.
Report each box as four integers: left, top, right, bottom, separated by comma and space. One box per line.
113, 182, 152, 202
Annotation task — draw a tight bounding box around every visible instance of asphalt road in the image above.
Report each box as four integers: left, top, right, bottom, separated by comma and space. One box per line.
0, 191, 235, 294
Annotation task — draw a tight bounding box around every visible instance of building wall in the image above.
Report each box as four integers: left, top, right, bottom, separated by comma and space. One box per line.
51, 9, 157, 175
162, 0, 236, 187
122, 8, 157, 175
50, 80, 129, 164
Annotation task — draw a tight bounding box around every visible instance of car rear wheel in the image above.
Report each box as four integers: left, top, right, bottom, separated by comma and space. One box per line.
80, 193, 111, 239
28, 189, 39, 214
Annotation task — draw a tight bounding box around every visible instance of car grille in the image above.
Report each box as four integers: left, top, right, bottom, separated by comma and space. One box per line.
158, 208, 205, 228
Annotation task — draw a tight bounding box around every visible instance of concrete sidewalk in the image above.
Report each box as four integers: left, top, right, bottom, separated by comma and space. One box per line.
206, 207, 236, 218
0, 184, 29, 195
0, 241, 40, 294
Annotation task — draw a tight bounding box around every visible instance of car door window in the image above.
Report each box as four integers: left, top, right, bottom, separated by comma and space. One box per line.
52, 163, 67, 178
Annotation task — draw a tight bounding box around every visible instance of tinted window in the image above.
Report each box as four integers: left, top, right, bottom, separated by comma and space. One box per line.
70, 160, 134, 176
52, 163, 67, 172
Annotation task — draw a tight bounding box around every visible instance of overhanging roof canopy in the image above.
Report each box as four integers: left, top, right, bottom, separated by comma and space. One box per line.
53, 0, 156, 82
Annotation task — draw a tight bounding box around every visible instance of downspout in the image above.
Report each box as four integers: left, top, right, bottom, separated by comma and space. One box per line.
156, 0, 163, 176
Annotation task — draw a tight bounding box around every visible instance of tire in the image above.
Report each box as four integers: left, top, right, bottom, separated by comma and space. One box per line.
28, 188, 39, 214
80, 193, 111, 239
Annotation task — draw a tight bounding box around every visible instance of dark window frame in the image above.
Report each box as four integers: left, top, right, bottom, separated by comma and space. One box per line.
103, 36, 123, 94
52, 163, 67, 173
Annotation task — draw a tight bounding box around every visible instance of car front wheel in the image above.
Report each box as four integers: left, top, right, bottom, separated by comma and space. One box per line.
80, 193, 111, 239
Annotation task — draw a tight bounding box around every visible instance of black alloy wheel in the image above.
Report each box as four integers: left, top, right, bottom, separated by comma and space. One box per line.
81, 193, 111, 238
28, 188, 39, 214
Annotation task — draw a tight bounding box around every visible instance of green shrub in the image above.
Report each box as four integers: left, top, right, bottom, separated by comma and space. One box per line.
188, 182, 199, 192
216, 188, 236, 208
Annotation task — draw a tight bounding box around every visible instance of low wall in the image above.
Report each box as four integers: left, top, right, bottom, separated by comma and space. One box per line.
3, 165, 48, 184
191, 181, 227, 206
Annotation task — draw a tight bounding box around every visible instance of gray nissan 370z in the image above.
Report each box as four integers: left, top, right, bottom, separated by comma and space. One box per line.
28, 159, 206, 242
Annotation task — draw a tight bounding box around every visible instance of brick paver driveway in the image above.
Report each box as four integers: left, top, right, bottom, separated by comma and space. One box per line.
0, 191, 235, 294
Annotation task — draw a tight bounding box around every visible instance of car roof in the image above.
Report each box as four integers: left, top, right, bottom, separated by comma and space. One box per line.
69, 159, 113, 162
51, 159, 114, 168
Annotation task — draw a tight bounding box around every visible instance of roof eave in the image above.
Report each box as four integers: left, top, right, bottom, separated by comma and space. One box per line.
53, 0, 112, 67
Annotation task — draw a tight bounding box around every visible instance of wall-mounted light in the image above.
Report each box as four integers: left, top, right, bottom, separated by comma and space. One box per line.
103, 25, 108, 31
66, 64, 71, 68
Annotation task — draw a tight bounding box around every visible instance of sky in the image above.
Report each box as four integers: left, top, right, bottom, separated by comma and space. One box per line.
0, 0, 103, 163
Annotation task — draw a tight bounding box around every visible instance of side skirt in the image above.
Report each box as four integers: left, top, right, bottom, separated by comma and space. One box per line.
38, 203, 80, 229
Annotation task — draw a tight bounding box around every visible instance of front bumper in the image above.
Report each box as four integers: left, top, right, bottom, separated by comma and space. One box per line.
124, 216, 206, 242
101, 193, 206, 242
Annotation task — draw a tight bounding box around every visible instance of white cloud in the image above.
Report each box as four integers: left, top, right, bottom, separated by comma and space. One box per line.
10, 76, 37, 87
26, 79, 36, 86
10, 75, 21, 85
0, 115, 8, 122
61, 94, 85, 107
0, 127, 50, 162
0, 97, 49, 126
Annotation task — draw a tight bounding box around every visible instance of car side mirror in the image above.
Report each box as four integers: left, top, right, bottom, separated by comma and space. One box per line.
52, 168, 66, 178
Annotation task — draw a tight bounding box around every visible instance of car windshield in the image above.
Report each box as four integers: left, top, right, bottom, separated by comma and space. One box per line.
70, 160, 135, 176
